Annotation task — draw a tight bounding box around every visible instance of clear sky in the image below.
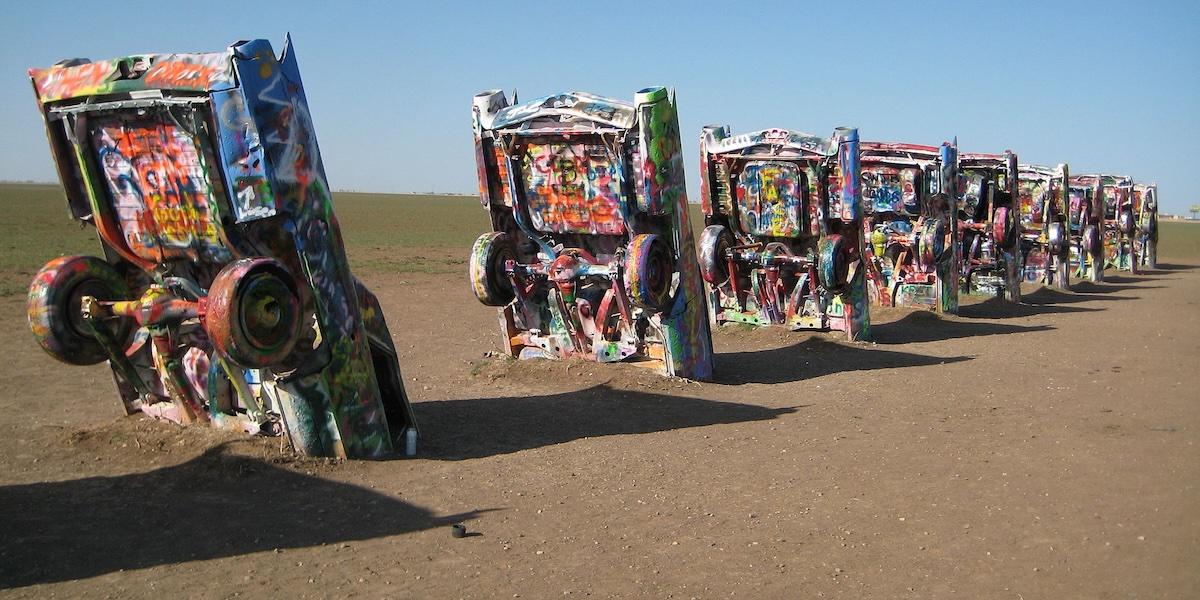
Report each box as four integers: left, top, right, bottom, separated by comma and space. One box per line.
1, 0, 1197, 213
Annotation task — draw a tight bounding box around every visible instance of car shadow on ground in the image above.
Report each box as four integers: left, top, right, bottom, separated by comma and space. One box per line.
712, 337, 972, 385
1144, 263, 1196, 272
870, 310, 1053, 344
1097, 274, 1164, 284
1070, 281, 1165, 294
0, 444, 488, 589
414, 384, 798, 461
1021, 287, 1138, 305
959, 297, 1101, 319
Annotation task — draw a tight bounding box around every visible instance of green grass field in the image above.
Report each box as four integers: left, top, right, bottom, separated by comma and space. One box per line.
3, 182, 1197, 297
0, 184, 493, 296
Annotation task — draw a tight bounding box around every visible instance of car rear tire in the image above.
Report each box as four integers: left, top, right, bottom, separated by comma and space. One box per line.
626, 234, 675, 312
469, 232, 516, 306
818, 234, 850, 292
698, 225, 734, 285
205, 258, 303, 369
28, 255, 130, 365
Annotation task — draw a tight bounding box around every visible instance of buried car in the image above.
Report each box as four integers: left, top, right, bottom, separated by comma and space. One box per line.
468, 88, 713, 380
26, 38, 417, 458
857, 141, 960, 313
958, 152, 1022, 301
696, 126, 870, 340
1092, 174, 1139, 273
1067, 174, 1107, 282
1017, 163, 1072, 289
1132, 182, 1159, 269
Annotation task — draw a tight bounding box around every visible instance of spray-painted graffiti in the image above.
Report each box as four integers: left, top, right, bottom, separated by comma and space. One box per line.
489, 92, 636, 130
862, 166, 918, 214
470, 88, 714, 380
857, 142, 958, 313
1018, 178, 1048, 226
27, 38, 415, 460
29, 61, 119, 104
698, 125, 869, 341
1017, 165, 1071, 288
736, 162, 804, 237
90, 119, 229, 263
142, 53, 233, 90
212, 90, 276, 221
522, 143, 624, 235
29, 52, 234, 104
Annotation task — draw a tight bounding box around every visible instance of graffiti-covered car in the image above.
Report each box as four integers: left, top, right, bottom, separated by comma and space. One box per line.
1094, 174, 1138, 273
1067, 174, 1107, 282
695, 126, 869, 340
1017, 164, 1071, 289
468, 88, 713, 380
958, 152, 1022, 301
1132, 182, 1159, 268
858, 141, 959, 313
26, 38, 417, 458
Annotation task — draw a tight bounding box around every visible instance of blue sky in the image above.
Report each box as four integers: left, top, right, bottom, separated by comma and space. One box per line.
2, 0, 1197, 213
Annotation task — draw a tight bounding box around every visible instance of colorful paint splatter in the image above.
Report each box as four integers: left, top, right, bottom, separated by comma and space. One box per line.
26, 38, 416, 459
470, 88, 714, 380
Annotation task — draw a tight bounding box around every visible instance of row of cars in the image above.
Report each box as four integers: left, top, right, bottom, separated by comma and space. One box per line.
467, 88, 1160, 376
23, 40, 1158, 459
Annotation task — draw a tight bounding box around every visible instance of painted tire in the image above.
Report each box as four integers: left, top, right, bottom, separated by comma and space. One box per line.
205, 258, 303, 369
28, 255, 130, 366
626, 234, 675, 312
818, 234, 849, 291
991, 208, 1008, 247
1083, 224, 1101, 256
469, 232, 515, 307
919, 219, 947, 264
698, 225, 734, 285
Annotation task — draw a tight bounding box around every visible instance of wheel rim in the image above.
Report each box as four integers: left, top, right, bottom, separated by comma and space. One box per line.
645, 240, 672, 301
238, 272, 298, 353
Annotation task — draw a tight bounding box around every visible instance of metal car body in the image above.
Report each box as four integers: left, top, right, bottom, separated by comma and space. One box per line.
1088, 174, 1139, 273
1017, 164, 1072, 289
1066, 174, 1108, 282
469, 88, 714, 380
26, 38, 417, 458
858, 141, 960, 313
1132, 183, 1159, 269
958, 152, 1022, 301
696, 126, 870, 341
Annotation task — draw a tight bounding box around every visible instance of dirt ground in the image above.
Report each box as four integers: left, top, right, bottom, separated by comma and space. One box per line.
0, 252, 1197, 599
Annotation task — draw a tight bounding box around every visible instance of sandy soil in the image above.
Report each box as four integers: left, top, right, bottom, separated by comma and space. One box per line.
0, 255, 1197, 599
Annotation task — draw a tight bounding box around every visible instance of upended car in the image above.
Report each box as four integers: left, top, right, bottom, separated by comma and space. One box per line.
958, 152, 1022, 301
26, 37, 417, 458
1066, 174, 1107, 282
1132, 182, 1159, 269
1017, 163, 1072, 289
1095, 174, 1139, 274
696, 125, 870, 341
858, 141, 960, 314
468, 88, 714, 380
